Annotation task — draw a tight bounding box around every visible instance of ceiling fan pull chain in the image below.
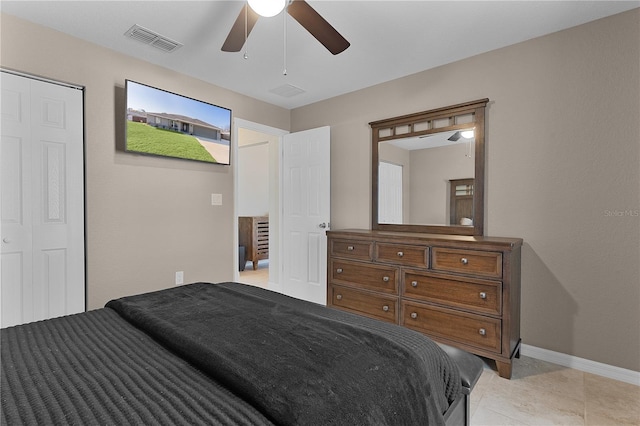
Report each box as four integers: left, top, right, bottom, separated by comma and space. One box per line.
283, 8, 287, 75
243, 1, 249, 59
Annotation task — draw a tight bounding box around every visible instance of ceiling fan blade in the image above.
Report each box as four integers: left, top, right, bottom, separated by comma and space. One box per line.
448, 132, 462, 142
221, 4, 259, 52
287, 0, 350, 55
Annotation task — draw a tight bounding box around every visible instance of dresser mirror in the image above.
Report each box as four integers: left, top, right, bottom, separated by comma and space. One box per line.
371, 99, 488, 236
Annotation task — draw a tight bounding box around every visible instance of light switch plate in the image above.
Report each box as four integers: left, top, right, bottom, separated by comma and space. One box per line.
211, 193, 222, 206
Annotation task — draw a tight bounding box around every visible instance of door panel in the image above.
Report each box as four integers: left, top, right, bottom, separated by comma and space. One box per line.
1, 73, 33, 326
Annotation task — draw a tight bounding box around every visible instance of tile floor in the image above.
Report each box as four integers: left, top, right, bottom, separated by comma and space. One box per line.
238, 267, 640, 425
471, 356, 640, 425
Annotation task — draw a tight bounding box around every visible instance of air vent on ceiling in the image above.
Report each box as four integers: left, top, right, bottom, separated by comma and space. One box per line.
269, 84, 306, 98
124, 24, 182, 53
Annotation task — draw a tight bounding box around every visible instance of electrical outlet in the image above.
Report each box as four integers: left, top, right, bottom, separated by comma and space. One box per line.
175, 271, 184, 285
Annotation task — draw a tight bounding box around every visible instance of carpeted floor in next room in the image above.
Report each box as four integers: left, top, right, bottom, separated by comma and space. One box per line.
238, 260, 269, 288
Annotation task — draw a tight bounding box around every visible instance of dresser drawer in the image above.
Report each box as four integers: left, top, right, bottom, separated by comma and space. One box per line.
432, 247, 502, 278
329, 259, 398, 294
375, 243, 428, 268
401, 301, 501, 352
330, 239, 374, 261
403, 271, 502, 316
330, 285, 398, 323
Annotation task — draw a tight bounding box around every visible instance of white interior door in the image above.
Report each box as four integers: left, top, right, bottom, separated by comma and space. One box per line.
1, 71, 85, 327
281, 126, 330, 305
378, 161, 403, 224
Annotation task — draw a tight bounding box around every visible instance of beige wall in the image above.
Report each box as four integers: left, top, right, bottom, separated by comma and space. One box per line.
1, 14, 290, 310
291, 10, 640, 372
410, 143, 475, 225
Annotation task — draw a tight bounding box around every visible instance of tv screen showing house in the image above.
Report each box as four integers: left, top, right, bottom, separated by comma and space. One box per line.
125, 80, 232, 165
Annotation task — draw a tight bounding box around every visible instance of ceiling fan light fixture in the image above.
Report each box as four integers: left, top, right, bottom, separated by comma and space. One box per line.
248, 0, 286, 17
461, 130, 475, 139
448, 129, 475, 142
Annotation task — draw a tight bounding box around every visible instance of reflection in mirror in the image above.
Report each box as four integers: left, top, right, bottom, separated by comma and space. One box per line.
378, 129, 475, 226
370, 98, 488, 236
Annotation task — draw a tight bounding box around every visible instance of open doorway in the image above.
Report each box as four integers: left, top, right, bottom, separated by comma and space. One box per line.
233, 119, 287, 291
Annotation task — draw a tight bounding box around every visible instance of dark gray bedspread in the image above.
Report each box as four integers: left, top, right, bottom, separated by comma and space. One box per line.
1, 308, 274, 426
106, 282, 461, 426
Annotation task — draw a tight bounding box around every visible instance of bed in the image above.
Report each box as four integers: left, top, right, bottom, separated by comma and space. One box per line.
1, 282, 482, 425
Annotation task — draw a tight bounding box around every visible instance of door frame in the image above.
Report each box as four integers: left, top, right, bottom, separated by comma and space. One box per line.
232, 118, 287, 290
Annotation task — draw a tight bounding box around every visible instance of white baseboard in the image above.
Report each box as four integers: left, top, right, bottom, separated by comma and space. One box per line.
521, 344, 640, 386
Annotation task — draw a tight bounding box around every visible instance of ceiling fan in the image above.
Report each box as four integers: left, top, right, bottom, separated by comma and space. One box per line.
447, 130, 475, 142
221, 0, 350, 55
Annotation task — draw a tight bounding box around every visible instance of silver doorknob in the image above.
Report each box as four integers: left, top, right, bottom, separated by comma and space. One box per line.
318, 223, 327, 228
2, 238, 10, 244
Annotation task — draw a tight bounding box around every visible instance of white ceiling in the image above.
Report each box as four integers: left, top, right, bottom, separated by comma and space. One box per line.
2, 1, 638, 109
388, 130, 473, 151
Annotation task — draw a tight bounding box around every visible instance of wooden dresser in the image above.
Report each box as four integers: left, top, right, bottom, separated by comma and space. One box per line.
327, 229, 522, 379
238, 216, 269, 270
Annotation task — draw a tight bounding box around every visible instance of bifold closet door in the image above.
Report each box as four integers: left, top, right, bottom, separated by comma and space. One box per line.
1, 71, 85, 327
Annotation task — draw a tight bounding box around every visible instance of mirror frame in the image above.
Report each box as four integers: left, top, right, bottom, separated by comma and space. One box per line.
371, 98, 489, 236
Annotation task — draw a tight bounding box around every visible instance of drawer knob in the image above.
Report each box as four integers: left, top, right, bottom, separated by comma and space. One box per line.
479, 292, 487, 299
411, 280, 418, 287
397, 251, 404, 257
478, 328, 486, 336
382, 305, 389, 312
410, 312, 418, 319
347, 245, 354, 251
382, 276, 390, 282
336, 268, 343, 274
461, 257, 469, 265
336, 294, 343, 300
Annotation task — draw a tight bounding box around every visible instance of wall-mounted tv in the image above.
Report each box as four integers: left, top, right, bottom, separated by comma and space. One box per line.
125, 80, 232, 165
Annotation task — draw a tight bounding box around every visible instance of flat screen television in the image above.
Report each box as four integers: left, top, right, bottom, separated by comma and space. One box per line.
125, 80, 232, 165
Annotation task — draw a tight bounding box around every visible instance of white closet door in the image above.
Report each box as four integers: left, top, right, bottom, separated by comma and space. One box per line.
1, 71, 85, 327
